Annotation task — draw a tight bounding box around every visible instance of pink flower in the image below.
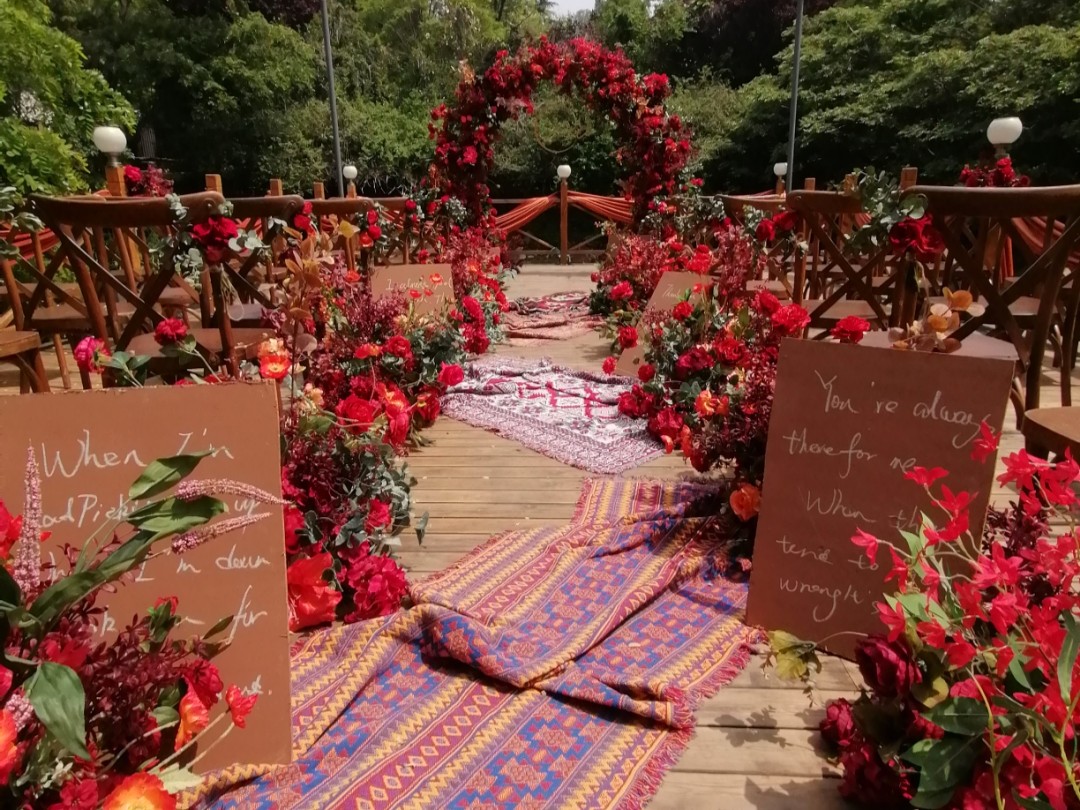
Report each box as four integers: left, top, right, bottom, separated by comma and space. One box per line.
154, 317, 188, 345
73, 336, 108, 373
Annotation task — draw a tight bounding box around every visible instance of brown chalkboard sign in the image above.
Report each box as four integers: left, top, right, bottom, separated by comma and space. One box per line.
371, 263, 455, 316
616, 272, 711, 376
0, 383, 291, 771
746, 340, 1013, 658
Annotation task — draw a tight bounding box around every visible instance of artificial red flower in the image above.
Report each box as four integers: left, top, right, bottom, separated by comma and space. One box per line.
335, 394, 381, 435
602, 356, 617, 375
875, 601, 908, 642
754, 218, 777, 243
854, 636, 921, 697
971, 421, 1000, 463
287, 553, 341, 631
292, 201, 315, 236
48, 778, 99, 810
0, 502, 21, 561
414, 388, 441, 423
770, 303, 810, 336
283, 504, 306, 555
340, 542, 409, 622
837, 737, 913, 808
729, 483, 761, 521
259, 351, 290, 381
637, 363, 655, 382
904, 466, 948, 488
225, 684, 258, 729
888, 215, 945, 262
462, 295, 484, 322
123, 164, 143, 186
754, 289, 781, 315
365, 499, 392, 533
73, 336, 108, 374
0, 709, 17, 783
438, 362, 465, 387
367, 224, 382, 241
175, 687, 210, 750
617, 326, 638, 350
830, 315, 871, 344
191, 215, 239, 264
819, 698, 857, 751
672, 301, 693, 321
674, 346, 712, 379
772, 210, 799, 232
153, 317, 188, 345
354, 343, 382, 360
694, 390, 728, 418
102, 774, 176, 810
184, 659, 223, 708
610, 280, 633, 302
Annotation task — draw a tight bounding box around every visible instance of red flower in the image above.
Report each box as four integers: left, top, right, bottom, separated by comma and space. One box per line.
336, 394, 381, 435
830, 315, 871, 344
851, 528, 879, 563
462, 295, 484, 322
637, 363, 655, 382
287, 553, 341, 631
602, 356, 617, 375
729, 483, 761, 521
753, 289, 781, 315
888, 215, 945, 262
837, 736, 913, 808
0, 502, 21, 561
617, 326, 638, 349
672, 301, 693, 321
819, 698, 857, 751
674, 346, 712, 379
123, 165, 143, 186
414, 388, 441, 423
184, 659, 223, 708
191, 215, 239, 264
462, 146, 479, 166
904, 466, 948, 488
48, 778, 99, 810
855, 636, 921, 698
971, 421, 1000, 463
73, 336, 108, 374
175, 687, 210, 750
754, 218, 777, 242
0, 710, 17, 783
772, 210, 799, 232
610, 280, 633, 302
103, 774, 176, 810
354, 343, 382, 360
340, 542, 409, 621
154, 317, 188, 345
283, 504, 306, 555
259, 351, 290, 381
225, 684, 258, 729
367, 224, 382, 241
438, 362, 465, 387
770, 303, 810, 336
365, 499, 392, 533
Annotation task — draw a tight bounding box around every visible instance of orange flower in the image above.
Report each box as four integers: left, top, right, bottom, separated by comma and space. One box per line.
343, 270, 361, 284
259, 352, 290, 381
175, 687, 210, 750
729, 483, 761, 521
0, 709, 18, 782
102, 773, 176, 810
225, 685, 258, 729
429, 273, 444, 285
353, 343, 382, 360
694, 391, 729, 418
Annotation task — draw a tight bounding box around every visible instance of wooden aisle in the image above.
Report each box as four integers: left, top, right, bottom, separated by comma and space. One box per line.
0, 262, 1050, 809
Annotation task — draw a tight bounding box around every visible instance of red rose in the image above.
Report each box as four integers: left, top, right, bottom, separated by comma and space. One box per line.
365, 499, 392, 533
888, 215, 944, 262
648, 406, 684, 452
674, 346, 712, 379
335, 394, 381, 435
819, 698, 858, 751
462, 146, 479, 166
287, 553, 341, 631
770, 303, 810, 336
838, 736, 913, 808
154, 317, 188, 345
830, 315, 872, 344
754, 218, 777, 242
610, 280, 633, 302
383, 335, 413, 361
367, 224, 382, 241
754, 289, 781, 315
438, 362, 464, 387
854, 636, 921, 698
637, 363, 655, 382
714, 336, 745, 366
405, 199, 417, 212
618, 384, 657, 419
672, 301, 693, 321
772, 210, 799, 232
617, 326, 638, 349
602, 356, 617, 374
123, 165, 143, 186
73, 336, 108, 373
191, 215, 239, 264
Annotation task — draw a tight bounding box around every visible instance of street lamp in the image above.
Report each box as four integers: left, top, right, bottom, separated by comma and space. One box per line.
92, 126, 127, 167
987, 117, 1023, 157
557, 165, 571, 265
556, 164, 572, 180
342, 164, 358, 198
773, 161, 788, 195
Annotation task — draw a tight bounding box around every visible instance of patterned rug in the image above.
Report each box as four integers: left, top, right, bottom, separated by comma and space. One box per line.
185, 479, 756, 810
504, 292, 603, 343
441, 356, 662, 474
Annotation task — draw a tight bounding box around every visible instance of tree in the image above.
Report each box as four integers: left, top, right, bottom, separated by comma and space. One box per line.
0, 0, 134, 194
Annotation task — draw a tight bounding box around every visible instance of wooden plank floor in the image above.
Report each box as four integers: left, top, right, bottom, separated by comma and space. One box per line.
1, 261, 1065, 809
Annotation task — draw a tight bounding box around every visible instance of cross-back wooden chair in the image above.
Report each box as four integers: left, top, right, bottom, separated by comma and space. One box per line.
720, 193, 793, 299
909, 185, 1080, 416
0, 330, 49, 393
308, 197, 377, 275
226, 195, 306, 317
786, 190, 892, 332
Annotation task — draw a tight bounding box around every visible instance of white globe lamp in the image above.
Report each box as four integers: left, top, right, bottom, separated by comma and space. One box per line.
987, 117, 1022, 156
556, 164, 572, 181
92, 126, 127, 166
342, 164, 358, 181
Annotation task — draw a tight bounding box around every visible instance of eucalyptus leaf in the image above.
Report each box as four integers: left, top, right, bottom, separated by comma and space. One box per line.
26, 662, 90, 759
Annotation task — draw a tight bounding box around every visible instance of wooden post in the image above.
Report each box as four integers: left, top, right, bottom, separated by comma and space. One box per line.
205, 174, 223, 193
313, 182, 325, 200
559, 178, 569, 265
775, 176, 785, 196
268, 178, 283, 196
104, 164, 127, 197
346, 182, 357, 199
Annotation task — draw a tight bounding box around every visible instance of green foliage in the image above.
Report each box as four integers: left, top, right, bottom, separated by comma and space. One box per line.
0, 0, 134, 194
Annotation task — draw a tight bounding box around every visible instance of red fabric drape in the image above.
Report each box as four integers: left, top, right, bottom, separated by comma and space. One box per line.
566, 191, 633, 225
494, 195, 557, 232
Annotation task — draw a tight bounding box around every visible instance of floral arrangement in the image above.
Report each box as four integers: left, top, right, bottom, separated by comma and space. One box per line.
959, 156, 1031, 189
769, 439, 1080, 810
0, 449, 272, 807
429, 37, 692, 223
639, 179, 727, 246
123, 164, 174, 197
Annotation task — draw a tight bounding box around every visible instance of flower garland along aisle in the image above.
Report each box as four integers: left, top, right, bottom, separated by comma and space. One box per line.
0, 450, 274, 808
70, 196, 512, 632
766, 441, 1080, 810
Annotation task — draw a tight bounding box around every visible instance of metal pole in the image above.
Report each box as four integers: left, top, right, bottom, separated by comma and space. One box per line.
320, 0, 344, 196
785, 0, 805, 194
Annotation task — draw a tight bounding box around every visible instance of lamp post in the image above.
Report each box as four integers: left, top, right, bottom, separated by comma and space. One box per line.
987, 117, 1023, 158
784, 0, 806, 196
93, 125, 128, 197
557, 165, 571, 265
773, 162, 789, 196
319, 0, 344, 197
343, 164, 358, 198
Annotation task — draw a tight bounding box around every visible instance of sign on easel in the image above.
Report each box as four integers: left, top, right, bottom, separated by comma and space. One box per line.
746, 340, 1013, 657
0, 384, 291, 771
371, 263, 455, 316
616, 272, 711, 376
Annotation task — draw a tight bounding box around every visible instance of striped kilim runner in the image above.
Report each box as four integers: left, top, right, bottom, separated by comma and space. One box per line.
186, 478, 756, 809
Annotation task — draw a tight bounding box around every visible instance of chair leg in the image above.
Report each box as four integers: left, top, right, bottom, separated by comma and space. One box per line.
52, 334, 72, 390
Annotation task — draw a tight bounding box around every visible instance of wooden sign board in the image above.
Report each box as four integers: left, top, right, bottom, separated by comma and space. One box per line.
616, 272, 711, 377
371, 263, 455, 316
746, 340, 1013, 658
0, 384, 291, 771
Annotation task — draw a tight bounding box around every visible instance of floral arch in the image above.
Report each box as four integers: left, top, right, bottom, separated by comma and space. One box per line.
428, 37, 694, 225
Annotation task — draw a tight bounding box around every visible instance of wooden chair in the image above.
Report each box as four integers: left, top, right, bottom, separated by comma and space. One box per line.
909, 185, 1080, 416
720, 193, 793, 299
225, 195, 306, 321
0, 330, 49, 393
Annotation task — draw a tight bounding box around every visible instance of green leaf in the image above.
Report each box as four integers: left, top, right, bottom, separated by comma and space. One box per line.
924, 698, 989, 736
204, 615, 234, 639
26, 662, 90, 759
414, 512, 429, 544
126, 496, 227, 539
902, 735, 980, 793
152, 705, 179, 727
912, 675, 950, 709
156, 764, 204, 794
128, 452, 213, 500
28, 571, 104, 628
911, 783, 958, 810
0, 566, 20, 608
1058, 613, 1080, 704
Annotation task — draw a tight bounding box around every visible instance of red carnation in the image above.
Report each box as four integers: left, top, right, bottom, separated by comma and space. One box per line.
365, 499, 392, 533
830, 315, 871, 344
617, 326, 638, 349
154, 317, 188, 345
672, 301, 693, 321
770, 303, 810, 336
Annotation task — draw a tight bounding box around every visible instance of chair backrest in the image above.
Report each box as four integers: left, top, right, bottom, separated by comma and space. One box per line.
28, 192, 225, 348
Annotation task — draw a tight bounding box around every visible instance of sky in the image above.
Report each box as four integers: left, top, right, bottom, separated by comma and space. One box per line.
550, 0, 595, 14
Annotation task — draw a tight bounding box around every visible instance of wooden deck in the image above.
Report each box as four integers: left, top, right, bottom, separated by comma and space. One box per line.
0, 261, 1059, 809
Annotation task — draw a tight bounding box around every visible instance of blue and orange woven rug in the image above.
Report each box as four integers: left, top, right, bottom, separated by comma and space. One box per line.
186, 478, 756, 809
